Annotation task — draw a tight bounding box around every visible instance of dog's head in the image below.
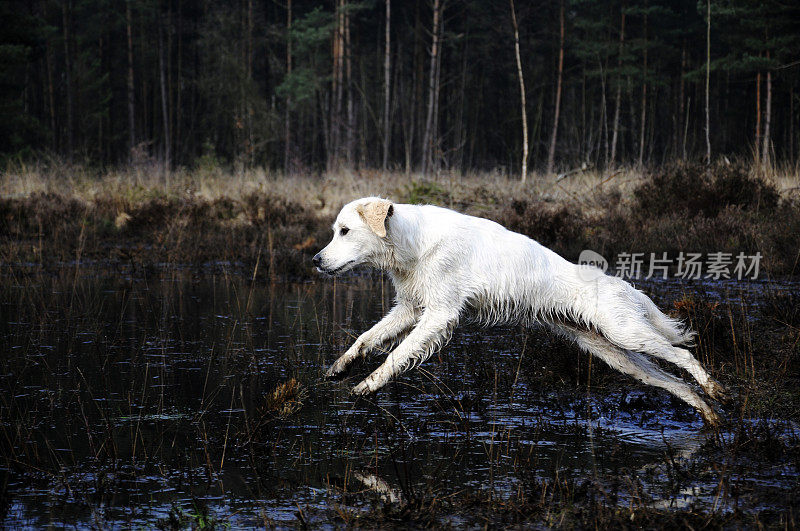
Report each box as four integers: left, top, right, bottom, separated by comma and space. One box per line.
313, 197, 394, 276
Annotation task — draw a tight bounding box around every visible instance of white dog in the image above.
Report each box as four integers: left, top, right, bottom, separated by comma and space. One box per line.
313, 197, 726, 425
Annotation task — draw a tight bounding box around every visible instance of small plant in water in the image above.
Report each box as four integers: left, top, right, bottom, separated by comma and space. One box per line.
263, 378, 306, 417
157, 500, 230, 530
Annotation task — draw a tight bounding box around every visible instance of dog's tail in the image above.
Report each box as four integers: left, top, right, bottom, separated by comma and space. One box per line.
638, 291, 697, 346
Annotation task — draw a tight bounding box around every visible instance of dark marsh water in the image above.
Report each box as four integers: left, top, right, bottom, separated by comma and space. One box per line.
1, 267, 798, 527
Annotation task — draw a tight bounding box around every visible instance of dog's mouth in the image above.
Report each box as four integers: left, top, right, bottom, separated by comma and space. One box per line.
317, 260, 356, 276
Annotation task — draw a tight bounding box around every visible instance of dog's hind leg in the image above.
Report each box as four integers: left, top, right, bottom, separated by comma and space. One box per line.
352, 309, 459, 395
597, 317, 727, 402
557, 325, 721, 426
326, 302, 420, 378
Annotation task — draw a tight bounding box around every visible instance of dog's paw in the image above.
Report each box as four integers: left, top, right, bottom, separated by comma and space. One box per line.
324, 365, 342, 379
351, 380, 373, 396
704, 379, 731, 404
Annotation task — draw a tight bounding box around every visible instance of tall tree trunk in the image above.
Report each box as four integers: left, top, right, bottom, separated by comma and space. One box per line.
246, 0, 254, 165
762, 51, 772, 168
175, 0, 182, 163
455, 35, 468, 171
637, 4, 648, 167
138, 14, 148, 150
510, 0, 528, 183
166, 2, 173, 166
790, 84, 795, 165
421, 0, 442, 174
431, 12, 443, 174
683, 96, 691, 159
677, 42, 686, 158
345, 2, 354, 166
704, 0, 711, 165
329, 0, 345, 169
755, 70, 761, 163
610, 4, 625, 166
400, 68, 413, 173
98, 35, 104, 160
597, 59, 608, 165
62, 0, 74, 162
382, 0, 391, 169
413, 0, 425, 167
546, 0, 564, 175
43, 0, 57, 151
158, 11, 170, 174
126, 0, 136, 161
247, 0, 253, 78
284, 0, 292, 172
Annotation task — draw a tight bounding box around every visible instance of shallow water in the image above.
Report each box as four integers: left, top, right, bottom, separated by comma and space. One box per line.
0, 267, 797, 526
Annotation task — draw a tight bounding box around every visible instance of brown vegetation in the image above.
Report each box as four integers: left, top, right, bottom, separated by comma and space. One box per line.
1, 163, 798, 279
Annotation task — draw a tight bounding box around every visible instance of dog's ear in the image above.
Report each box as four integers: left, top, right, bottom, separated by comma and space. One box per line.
357, 199, 393, 238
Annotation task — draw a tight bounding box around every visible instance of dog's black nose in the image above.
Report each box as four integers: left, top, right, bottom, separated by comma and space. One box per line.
312, 253, 322, 267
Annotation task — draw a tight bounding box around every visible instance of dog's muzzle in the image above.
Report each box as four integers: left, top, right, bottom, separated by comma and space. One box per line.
313, 253, 355, 276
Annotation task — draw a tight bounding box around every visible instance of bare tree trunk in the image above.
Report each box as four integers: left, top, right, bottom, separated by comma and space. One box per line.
704, 0, 711, 165
284, 0, 292, 172
329, 0, 345, 169
455, 36, 468, 171
126, 0, 135, 161
421, 0, 442, 174
158, 12, 170, 174
247, 0, 253, 78
599, 61, 609, 165
359, 59, 368, 167
98, 35, 103, 159
413, 0, 424, 168
610, 4, 625, 166
175, 0, 182, 162
166, 2, 173, 165
637, 4, 648, 167
345, 2, 354, 166
683, 96, 691, 159
677, 42, 685, 158
510, 0, 528, 183
382, 0, 391, 169
246, 0, 254, 165
62, 0, 74, 162
546, 0, 564, 175
755, 70, 761, 163
43, 0, 57, 151
762, 51, 772, 169
431, 14, 443, 174
139, 13, 148, 153
790, 84, 795, 165
336, 0, 344, 167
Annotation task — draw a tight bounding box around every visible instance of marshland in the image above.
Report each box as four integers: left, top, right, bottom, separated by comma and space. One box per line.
2, 164, 800, 527
3, 0, 800, 527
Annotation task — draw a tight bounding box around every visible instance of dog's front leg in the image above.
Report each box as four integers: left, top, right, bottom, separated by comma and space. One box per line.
352, 309, 459, 395
325, 302, 419, 378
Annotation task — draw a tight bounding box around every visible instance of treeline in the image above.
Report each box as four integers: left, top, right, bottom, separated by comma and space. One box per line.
2, 0, 799, 174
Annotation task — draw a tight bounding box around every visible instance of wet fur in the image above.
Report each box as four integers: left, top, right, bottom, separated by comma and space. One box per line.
314, 197, 726, 425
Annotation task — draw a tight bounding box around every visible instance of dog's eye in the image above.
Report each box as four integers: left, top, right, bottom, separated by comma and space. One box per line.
339, 227, 349, 236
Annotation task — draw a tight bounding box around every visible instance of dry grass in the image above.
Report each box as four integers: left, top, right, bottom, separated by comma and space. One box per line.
0, 162, 675, 214
2, 160, 799, 277
3, 158, 798, 212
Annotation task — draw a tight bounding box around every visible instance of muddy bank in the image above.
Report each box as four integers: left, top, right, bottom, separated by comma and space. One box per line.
1, 163, 799, 278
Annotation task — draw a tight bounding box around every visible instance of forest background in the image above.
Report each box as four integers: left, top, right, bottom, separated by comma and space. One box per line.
2, 0, 799, 178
